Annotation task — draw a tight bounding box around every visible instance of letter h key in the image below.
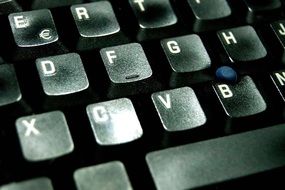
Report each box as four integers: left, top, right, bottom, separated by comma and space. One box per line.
217, 26, 267, 65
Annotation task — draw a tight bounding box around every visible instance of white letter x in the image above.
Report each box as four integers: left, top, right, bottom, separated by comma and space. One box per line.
22, 119, 40, 137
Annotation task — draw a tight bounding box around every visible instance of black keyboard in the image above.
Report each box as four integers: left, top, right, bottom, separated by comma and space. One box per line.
1, 0, 285, 189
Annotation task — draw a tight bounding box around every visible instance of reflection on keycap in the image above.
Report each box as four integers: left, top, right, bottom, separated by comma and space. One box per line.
86, 98, 143, 145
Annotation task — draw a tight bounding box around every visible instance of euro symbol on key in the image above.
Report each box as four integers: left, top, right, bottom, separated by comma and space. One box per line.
39, 29, 52, 40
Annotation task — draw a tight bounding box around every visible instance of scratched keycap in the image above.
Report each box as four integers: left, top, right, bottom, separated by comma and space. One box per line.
15, 111, 74, 161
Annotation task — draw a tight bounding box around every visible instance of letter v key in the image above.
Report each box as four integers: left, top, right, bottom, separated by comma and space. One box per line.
157, 94, 171, 109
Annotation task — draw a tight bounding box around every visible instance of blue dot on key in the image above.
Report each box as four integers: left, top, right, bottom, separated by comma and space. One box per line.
216, 66, 238, 83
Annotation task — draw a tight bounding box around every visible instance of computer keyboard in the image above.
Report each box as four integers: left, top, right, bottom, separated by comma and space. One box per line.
0, 0, 285, 189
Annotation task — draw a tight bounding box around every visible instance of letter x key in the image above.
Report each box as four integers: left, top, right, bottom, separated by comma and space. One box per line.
16, 111, 74, 161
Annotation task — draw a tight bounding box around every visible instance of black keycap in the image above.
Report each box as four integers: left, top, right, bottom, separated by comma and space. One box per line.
74, 161, 133, 190
187, 0, 232, 32
151, 87, 206, 132
160, 34, 212, 86
100, 43, 154, 97
270, 20, 285, 62
217, 25, 267, 64
146, 123, 285, 190
242, 0, 282, 23
129, 0, 178, 41
270, 70, 285, 102
30, 0, 83, 9
15, 111, 74, 161
8, 9, 66, 60
70, 1, 128, 50
0, 177, 53, 190
0, 0, 22, 15
86, 98, 143, 145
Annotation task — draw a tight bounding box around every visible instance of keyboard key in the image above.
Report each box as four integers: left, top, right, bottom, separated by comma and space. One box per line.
100, 43, 152, 83
128, 0, 178, 41
16, 111, 74, 161
213, 76, 266, 132
36, 53, 89, 96
217, 25, 267, 63
74, 161, 133, 190
161, 34, 211, 73
242, 0, 282, 23
100, 43, 153, 97
30, 0, 83, 9
0, 0, 22, 15
213, 76, 266, 118
161, 34, 212, 85
86, 98, 143, 145
151, 87, 206, 132
146, 123, 285, 190
70, 1, 128, 50
0, 64, 22, 107
0, 177, 53, 190
270, 70, 285, 102
8, 9, 66, 60
187, 0, 232, 32
270, 20, 285, 62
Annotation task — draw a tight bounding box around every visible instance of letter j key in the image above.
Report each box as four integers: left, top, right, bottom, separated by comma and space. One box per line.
270, 20, 285, 62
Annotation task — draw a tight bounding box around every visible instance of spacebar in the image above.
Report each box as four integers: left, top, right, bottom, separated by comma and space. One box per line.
146, 124, 285, 190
